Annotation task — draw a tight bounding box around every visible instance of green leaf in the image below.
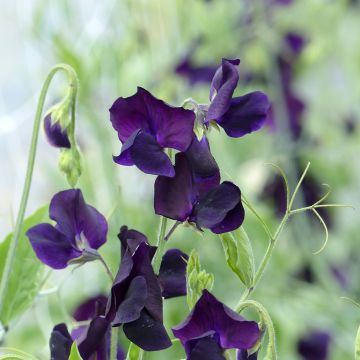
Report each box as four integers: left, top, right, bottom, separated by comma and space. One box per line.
0, 205, 49, 326
68, 342, 83, 360
186, 250, 214, 309
355, 325, 360, 360
219, 227, 255, 288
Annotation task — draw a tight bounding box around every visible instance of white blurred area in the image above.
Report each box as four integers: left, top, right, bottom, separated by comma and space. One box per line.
0, 0, 119, 235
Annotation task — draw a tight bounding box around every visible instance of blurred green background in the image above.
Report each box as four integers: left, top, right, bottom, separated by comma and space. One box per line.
0, 0, 359, 359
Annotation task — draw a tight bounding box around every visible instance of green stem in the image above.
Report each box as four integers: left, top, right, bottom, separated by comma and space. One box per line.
0, 64, 78, 317
238, 211, 291, 303
98, 254, 115, 282
110, 327, 119, 360
151, 215, 168, 274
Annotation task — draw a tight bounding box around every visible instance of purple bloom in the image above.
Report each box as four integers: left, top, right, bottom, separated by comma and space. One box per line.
297, 330, 331, 360
268, 33, 306, 140
105, 241, 171, 351
205, 59, 269, 138
50, 316, 123, 360
118, 225, 188, 298
175, 56, 217, 85
285, 32, 306, 56
155, 136, 244, 234
26, 189, 107, 269
50, 323, 72, 360
172, 290, 260, 359
44, 113, 71, 148
158, 249, 188, 299
71, 295, 124, 360
110, 87, 195, 177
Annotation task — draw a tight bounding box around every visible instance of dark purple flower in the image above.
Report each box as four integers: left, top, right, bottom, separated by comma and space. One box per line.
50, 317, 122, 360
205, 59, 269, 138
158, 249, 188, 299
172, 290, 260, 359
71, 296, 124, 360
44, 113, 71, 148
26, 189, 107, 269
110, 87, 195, 177
175, 56, 217, 85
155, 136, 244, 234
285, 32, 306, 57
105, 241, 171, 351
297, 330, 331, 360
50, 323, 72, 360
268, 33, 306, 140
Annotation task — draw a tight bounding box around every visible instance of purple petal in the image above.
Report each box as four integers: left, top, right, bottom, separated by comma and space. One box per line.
210, 202, 245, 234
184, 136, 220, 195
44, 114, 71, 148
173, 290, 260, 351
131, 242, 163, 322
49, 323, 72, 360
110, 87, 195, 152
105, 249, 134, 321
136, 87, 195, 151
27, 223, 81, 269
123, 310, 172, 351
78, 317, 110, 360
112, 130, 139, 166
114, 130, 175, 177
187, 335, 225, 360
110, 90, 151, 143
297, 330, 331, 360
49, 189, 108, 250
154, 153, 195, 222
158, 249, 188, 299
114, 276, 147, 324
194, 182, 243, 232
206, 59, 240, 123
118, 225, 148, 256
73, 295, 108, 321
217, 92, 270, 138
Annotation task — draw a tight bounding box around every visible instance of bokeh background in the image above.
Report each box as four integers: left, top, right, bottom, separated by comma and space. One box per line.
0, 0, 360, 359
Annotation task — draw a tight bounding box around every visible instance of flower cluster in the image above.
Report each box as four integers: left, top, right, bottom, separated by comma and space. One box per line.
26, 58, 270, 359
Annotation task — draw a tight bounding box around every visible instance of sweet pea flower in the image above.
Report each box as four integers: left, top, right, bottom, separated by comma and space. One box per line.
105, 241, 172, 351
71, 295, 124, 360
155, 136, 245, 234
205, 59, 270, 138
172, 290, 260, 359
110, 87, 195, 177
297, 330, 331, 360
118, 225, 188, 298
26, 189, 107, 269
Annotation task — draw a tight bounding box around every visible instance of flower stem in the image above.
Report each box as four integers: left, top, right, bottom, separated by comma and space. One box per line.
0, 64, 78, 317
98, 254, 115, 282
110, 326, 119, 360
152, 215, 168, 274
164, 221, 181, 242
